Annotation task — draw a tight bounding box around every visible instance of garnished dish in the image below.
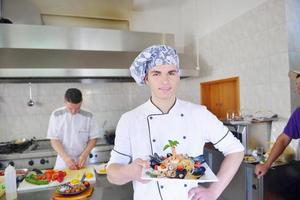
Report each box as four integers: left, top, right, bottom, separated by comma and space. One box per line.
55, 180, 90, 196
142, 140, 217, 182
146, 153, 206, 179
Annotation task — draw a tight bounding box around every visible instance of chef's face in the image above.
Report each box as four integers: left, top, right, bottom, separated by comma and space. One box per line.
65, 101, 82, 115
296, 77, 300, 95
145, 65, 180, 101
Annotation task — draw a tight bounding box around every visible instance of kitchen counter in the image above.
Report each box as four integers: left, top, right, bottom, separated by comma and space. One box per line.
1, 174, 133, 200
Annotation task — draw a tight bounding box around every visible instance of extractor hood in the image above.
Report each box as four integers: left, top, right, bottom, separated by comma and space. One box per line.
0, 24, 199, 79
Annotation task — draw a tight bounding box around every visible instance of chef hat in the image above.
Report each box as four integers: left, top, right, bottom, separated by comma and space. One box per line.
130, 44, 180, 85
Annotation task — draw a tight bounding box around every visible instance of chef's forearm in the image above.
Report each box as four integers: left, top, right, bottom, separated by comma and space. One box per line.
264, 133, 291, 168
50, 139, 70, 161
106, 163, 133, 185
80, 138, 97, 158
209, 151, 244, 198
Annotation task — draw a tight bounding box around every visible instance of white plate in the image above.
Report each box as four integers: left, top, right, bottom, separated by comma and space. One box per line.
141, 163, 218, 183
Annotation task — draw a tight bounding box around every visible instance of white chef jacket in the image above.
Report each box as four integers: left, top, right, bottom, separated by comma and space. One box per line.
47, 107, 100, 169
108, 99, 244, 200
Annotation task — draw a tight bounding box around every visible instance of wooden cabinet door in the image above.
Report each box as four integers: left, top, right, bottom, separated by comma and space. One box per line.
201, 77, 240, 120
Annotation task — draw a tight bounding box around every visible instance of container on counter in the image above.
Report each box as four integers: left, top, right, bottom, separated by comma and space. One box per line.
4, 165, 17, 200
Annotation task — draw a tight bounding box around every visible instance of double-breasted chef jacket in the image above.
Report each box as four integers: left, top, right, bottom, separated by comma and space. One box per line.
47, 107, 100, 169
108, 98, 244, 200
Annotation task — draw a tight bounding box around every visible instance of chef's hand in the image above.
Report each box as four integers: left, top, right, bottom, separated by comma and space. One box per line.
65, 157, 78, 170
255, 163, 270, 178
188, 185, 218, 200
129, 158, 150, 184
77, 153, 89, 169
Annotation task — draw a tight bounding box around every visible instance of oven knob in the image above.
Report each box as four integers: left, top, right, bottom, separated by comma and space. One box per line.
89, 154, 93, 158
40, 159, 46, 165
28, 160, 34, 166
8, 161, 14, 167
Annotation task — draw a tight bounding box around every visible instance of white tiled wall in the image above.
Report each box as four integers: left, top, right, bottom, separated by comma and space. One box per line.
198, 0, 291, 120
0, 79, 200, 142
194, 0, 300, 152
286, 0, 300, 112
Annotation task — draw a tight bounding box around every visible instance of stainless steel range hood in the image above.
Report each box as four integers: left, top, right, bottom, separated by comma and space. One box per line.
0, 24, 199, 79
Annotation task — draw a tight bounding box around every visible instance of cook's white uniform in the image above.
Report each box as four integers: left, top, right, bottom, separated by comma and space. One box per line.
47, 107, 100, 169
108, 99, 244, 200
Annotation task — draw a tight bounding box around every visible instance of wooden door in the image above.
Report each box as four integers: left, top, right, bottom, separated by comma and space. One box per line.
201, 77, 240, 120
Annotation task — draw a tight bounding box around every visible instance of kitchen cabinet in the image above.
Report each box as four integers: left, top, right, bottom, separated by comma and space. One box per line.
201, 77, 240, 120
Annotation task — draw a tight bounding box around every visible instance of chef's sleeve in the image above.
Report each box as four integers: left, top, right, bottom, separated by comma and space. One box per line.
107, 114, 132, 166
46, 113, 59, 140
202, 109, 244, 156
88, 116, 101, 139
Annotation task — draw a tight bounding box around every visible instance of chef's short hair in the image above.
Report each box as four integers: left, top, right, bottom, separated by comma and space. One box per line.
65, 88, 82, 104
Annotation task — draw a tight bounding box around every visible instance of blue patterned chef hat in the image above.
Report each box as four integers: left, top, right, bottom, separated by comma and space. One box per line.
130, 45, 180, 85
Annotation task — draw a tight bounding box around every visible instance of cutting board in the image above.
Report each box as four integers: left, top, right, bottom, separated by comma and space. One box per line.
52, 186, 94, 200
18, 166, 96, 193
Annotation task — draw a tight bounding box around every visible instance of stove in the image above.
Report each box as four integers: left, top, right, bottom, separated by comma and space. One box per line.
0, 139, 113, 170
0, 139, 34, 154
0, 139, 56, 170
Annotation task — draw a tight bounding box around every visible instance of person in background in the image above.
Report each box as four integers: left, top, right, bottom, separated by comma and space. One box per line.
255, 71, 300, 178
47, 88, 100, 170
106, 45, 244, 200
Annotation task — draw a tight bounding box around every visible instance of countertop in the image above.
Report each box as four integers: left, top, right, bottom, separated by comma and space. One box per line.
1, 174, 133, 200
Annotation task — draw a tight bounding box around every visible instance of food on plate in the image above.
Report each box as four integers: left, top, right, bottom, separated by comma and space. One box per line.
55, 181, 90, 195
25, 169, 67, 185
244, 155, 257, 163
97, 168, 106, 174
95, 163, 107, 174
85, 172, 94, 179
70, 179, 80, 185
147, 153, 206, 179
145, 140, 206, 179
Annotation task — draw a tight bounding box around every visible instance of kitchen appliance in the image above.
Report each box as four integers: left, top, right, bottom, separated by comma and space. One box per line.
88, 145, 113, 164
0, 139, 113, 170
0, 0, 199, 81
224, 120, 272, 153
0, 138, 35, 154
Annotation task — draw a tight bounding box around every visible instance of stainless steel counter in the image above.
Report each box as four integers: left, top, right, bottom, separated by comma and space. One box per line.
1, 174, 133, 200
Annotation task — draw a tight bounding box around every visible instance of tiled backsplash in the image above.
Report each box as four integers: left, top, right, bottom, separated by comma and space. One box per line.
0, 78, 200, 142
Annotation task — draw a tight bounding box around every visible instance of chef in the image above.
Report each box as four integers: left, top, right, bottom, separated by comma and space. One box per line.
47, 88, 100, 170
106, 45, 244, 200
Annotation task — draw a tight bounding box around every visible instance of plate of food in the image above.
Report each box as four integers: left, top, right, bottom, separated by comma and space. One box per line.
94, 163, 107, 175
141, 140, 218, 183
243, 155, 259, 164
55, 180, 90, 196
